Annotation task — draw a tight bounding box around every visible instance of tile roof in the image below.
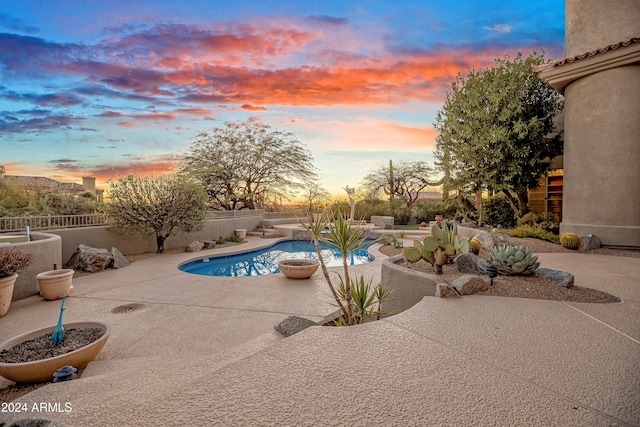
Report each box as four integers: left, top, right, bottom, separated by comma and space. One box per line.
3, 175, 84, 192
533, 36, 640, 73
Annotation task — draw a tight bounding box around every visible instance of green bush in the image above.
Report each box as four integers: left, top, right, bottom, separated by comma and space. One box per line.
415, 201, 443, 223
356, 198, 389, 221
507, 224, 560, 243
481, 194, 516, 228
517, 212, 555, 231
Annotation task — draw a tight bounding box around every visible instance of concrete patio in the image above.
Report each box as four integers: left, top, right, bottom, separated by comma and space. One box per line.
0, 237, 638, 426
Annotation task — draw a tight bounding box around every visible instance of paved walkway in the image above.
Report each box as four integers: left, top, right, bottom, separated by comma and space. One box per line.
1, 238, 639, 426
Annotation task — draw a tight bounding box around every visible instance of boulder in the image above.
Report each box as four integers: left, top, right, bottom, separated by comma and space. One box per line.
450, 275, 490, 295
200, 240, 216, 249
111, 247, 130, 269
185, 241, 205, 252
471, 231, 514, 251
579, 234, 601, 252
274, 316, 317, 337
456, 253, 491, 275
435, 283, 460, 298
536, 268, 575, 288
65, 244, 113, 272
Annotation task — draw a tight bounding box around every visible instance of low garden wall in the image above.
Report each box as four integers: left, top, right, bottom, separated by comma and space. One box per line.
50, 216, 263, 262
381, 254, 441, 313
2, 232, 63, 301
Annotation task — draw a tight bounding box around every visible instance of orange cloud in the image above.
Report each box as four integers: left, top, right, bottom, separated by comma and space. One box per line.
87, 155, 181, 187
294, 117, 438, 153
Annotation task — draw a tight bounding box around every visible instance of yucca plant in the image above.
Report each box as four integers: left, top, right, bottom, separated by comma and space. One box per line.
336, 275, 391, 324
301, 210, 389, 326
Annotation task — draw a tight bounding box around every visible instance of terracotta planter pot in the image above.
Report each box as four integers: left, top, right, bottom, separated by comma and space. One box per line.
0, 274, 18, 317
235, 229, 247, 239
0, 321, 110, 383
278, 259, 320, 279
36, 269, 74, 300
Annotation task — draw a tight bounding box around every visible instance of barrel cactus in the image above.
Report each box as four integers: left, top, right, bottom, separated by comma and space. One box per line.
469, 236, 482, 255
560, 232, 580, 250
489, 244, 540, 276
403, 220, 469, 274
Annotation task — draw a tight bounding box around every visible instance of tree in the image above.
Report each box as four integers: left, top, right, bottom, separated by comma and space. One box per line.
434, 51, 563, 217
180, 123, 318, 210
302, 183, 331, 211
361, 160, 443, 207
104, 175, 207, 253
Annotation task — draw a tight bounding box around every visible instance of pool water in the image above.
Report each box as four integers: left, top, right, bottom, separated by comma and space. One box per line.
179, 239, 374, 277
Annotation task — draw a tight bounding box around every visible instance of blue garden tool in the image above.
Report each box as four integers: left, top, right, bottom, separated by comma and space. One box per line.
52, 295, 67, 345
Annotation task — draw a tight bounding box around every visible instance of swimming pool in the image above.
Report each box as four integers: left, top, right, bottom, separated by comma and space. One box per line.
179, 239, 374, 277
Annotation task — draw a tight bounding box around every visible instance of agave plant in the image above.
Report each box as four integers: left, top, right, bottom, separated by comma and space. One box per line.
489, 244, 540, 276
403, 220, 469, 274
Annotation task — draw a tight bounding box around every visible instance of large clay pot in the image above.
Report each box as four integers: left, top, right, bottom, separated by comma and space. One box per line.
36, 269, 74, 300
278, 259, 320, 279
0, 321, 110, 383
235, 229, 247, 239
0, 274, 18, 317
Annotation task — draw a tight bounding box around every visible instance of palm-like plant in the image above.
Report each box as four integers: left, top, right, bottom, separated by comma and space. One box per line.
301, 210, 388, 325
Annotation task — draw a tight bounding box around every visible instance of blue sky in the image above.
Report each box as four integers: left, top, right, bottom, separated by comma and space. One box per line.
0, 0, 564, 198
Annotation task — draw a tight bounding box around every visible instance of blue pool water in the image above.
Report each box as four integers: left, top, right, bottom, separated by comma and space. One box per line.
179, 239, 374, 277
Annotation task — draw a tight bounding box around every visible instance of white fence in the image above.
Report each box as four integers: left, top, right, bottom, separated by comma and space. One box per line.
0, 214, 107, 232
0, 209, 307, 232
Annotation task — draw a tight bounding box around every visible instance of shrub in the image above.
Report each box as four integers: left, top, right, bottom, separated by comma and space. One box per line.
507, 225, 560, 243
415, 201, 443, 223
517, 212, 555, 232
0, 247, 32, 278
481, 194, 516, 228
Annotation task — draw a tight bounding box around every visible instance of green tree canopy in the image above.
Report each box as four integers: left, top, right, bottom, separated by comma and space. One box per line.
104, 174, 207, 253
434, 51, 563, 216
180, 123, 318, 210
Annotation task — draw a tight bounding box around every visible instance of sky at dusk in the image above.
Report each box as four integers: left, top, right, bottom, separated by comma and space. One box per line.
0, 0, 565, 199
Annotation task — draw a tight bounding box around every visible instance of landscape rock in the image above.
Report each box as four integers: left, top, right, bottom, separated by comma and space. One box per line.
435, 283, 460, 298
65, 244, 113, 272
451, 275, 490, 295
274, 316, 317, 337
579, 234, 601, 252
472, 231, 515, 251
536, 268, 575, 288
185, 241, 205, 252
200, 240, 216, 249
111, 247, 130, 269
456, 253, 491, 275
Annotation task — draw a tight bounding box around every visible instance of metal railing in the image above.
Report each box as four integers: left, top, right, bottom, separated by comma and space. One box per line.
0, 209, 309, 232
0, 214, 107, 232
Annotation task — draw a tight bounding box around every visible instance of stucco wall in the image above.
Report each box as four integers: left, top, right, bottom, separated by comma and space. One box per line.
49, 217, 263, 262
561, 65, 640, 246
381, 254, 439, 314
566, 0, 640, 57
6, 232, 63, 301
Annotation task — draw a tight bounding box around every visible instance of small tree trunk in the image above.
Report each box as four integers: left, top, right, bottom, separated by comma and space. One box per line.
516, 191, 530, 217
156, 235, 166, 253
